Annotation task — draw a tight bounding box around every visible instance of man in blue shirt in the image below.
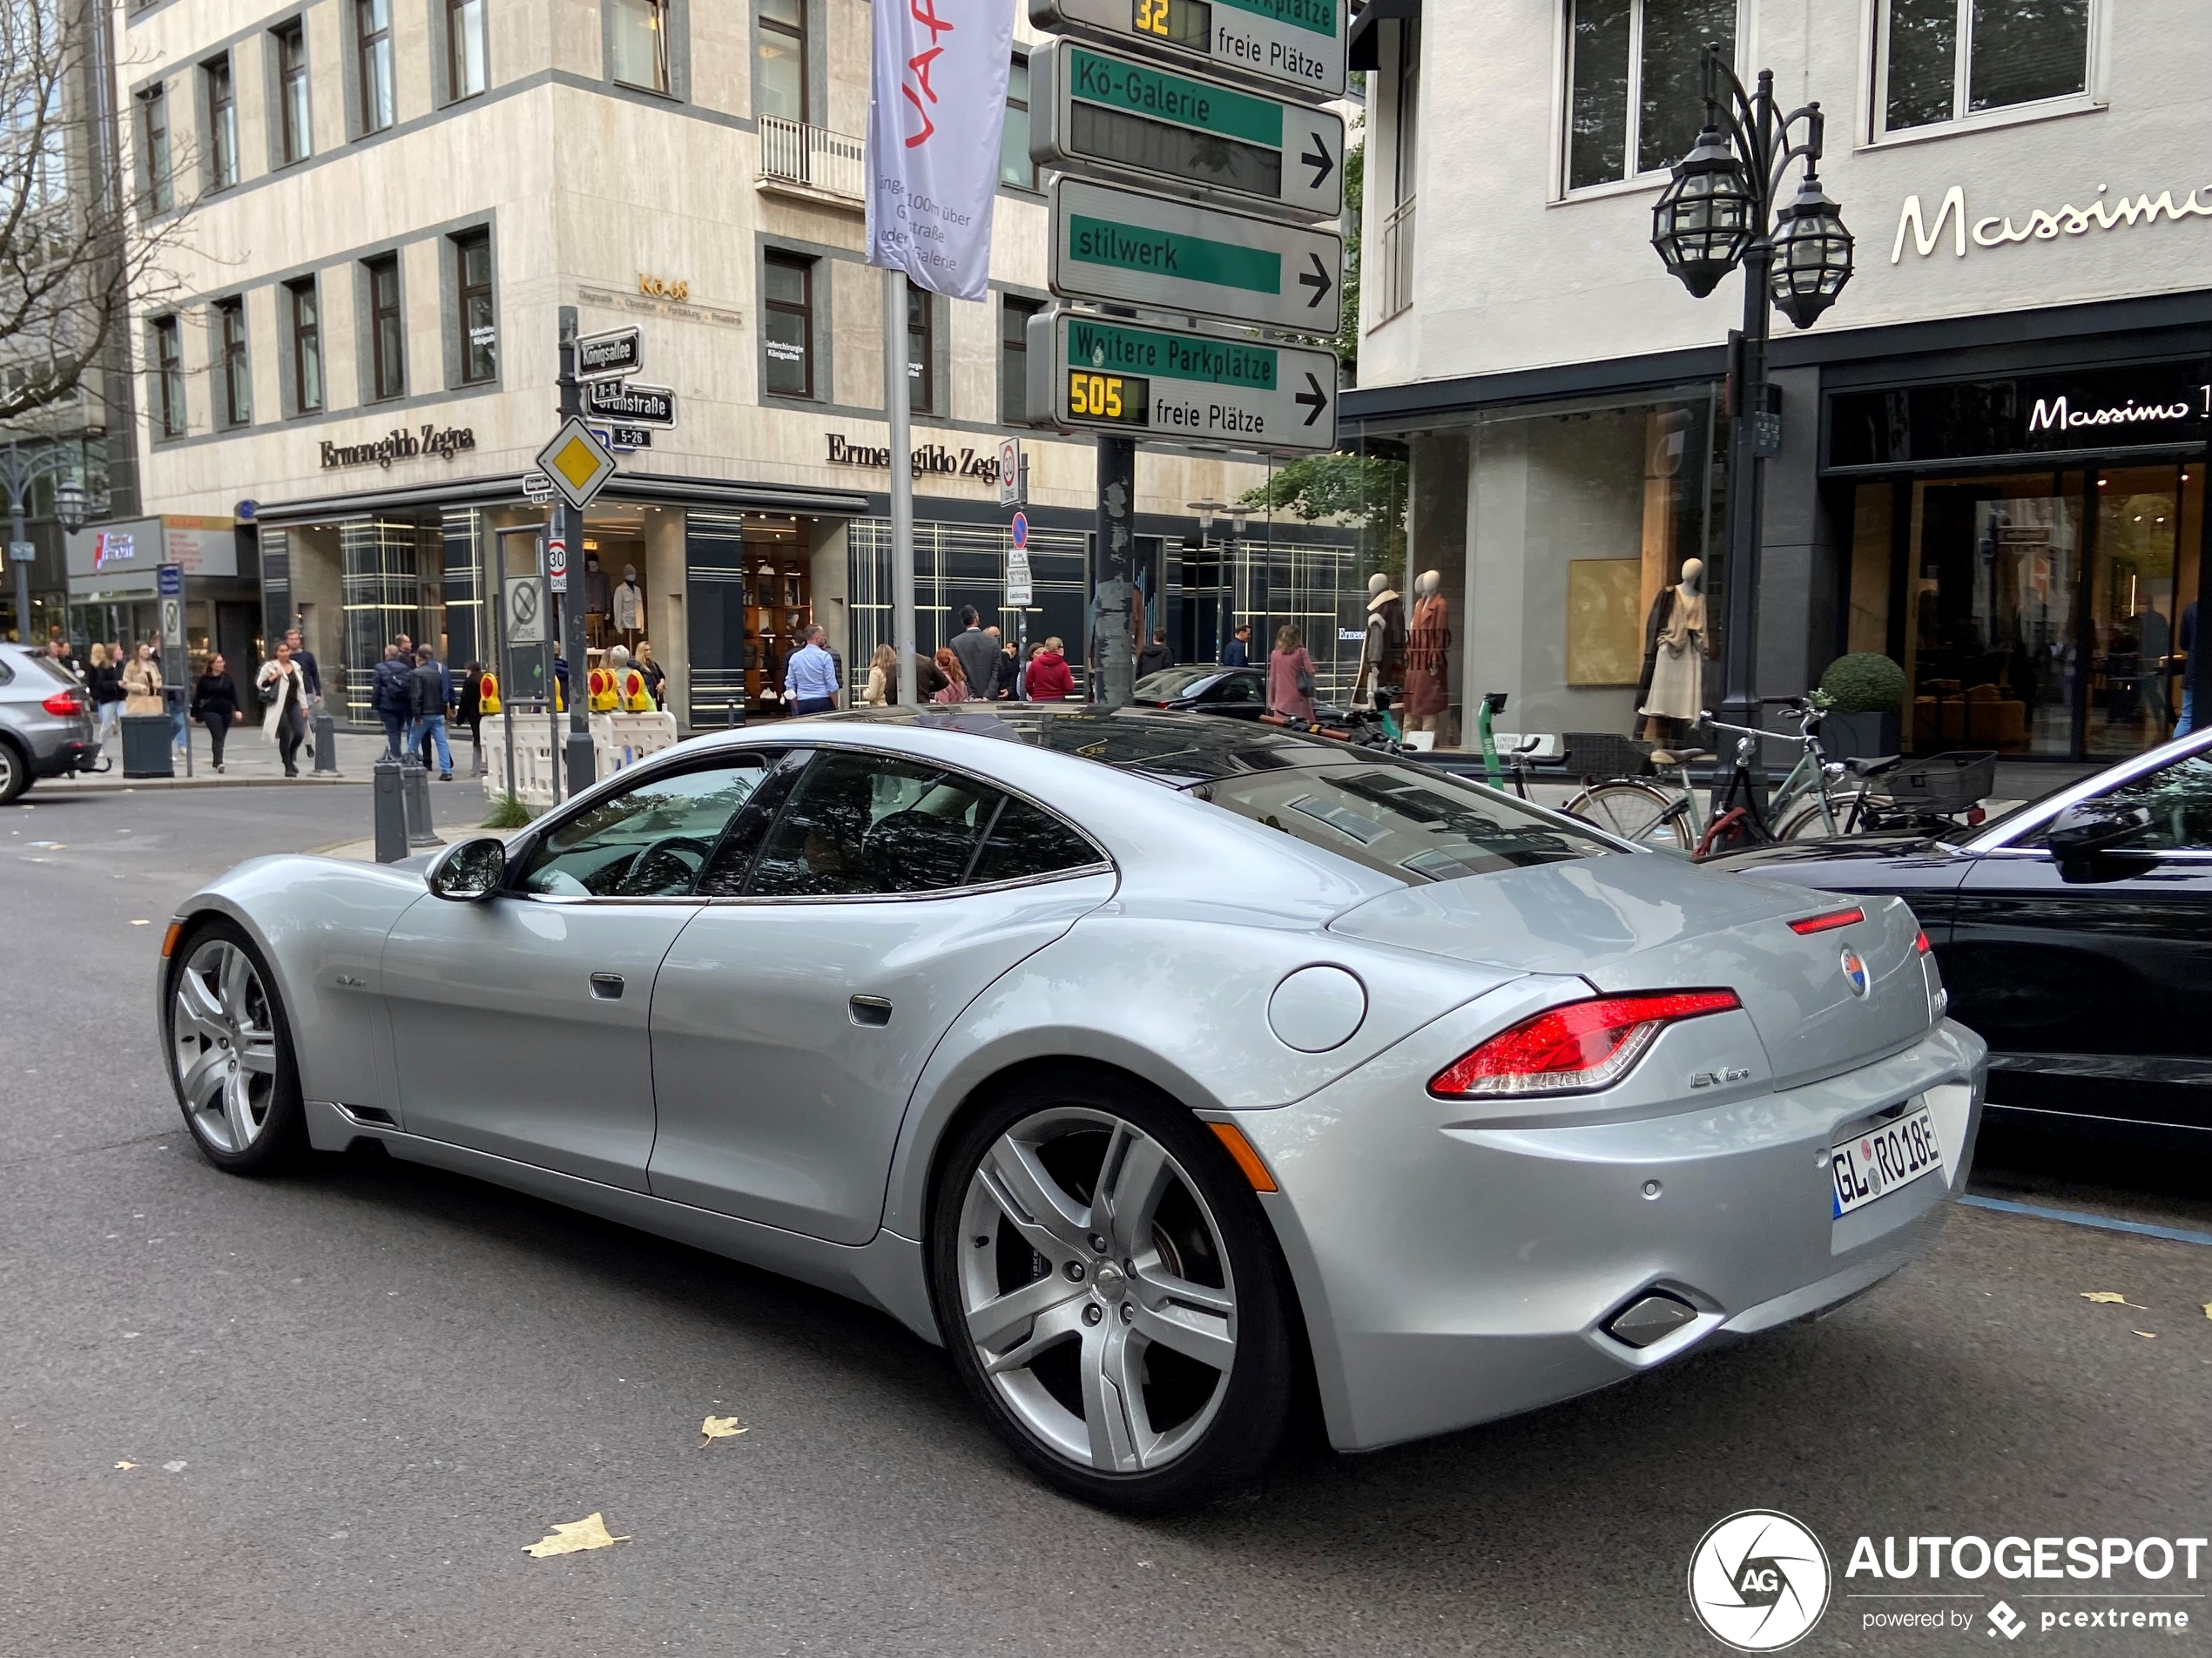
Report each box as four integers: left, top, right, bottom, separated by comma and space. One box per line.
785, 625, 840, 715
1223, 623, 1252, 667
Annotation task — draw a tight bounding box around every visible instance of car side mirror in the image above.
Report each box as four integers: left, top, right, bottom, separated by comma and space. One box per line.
2046, 800, 2152, 860
428, 836, 509, 900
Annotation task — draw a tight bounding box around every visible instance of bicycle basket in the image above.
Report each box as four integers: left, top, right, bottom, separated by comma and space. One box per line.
1563, 731, 1656, 781
1880, 750, 1997, 812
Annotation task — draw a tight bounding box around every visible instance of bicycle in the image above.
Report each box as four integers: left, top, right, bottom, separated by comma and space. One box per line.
1474, 691, 1543, 799
1564, 698, 1851, 856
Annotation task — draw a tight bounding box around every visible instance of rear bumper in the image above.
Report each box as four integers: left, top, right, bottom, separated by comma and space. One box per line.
1238, 1019, 1986, 1452
36, 737, 101, 777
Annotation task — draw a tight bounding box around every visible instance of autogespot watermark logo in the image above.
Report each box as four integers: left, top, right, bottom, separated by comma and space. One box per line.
1688, 1510, 1833, 1651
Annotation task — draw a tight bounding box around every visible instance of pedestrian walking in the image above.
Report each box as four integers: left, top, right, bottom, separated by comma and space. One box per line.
408, 649, 455, 778
1136, 629, 1176, 679
256, 642, 309, 776
86, 644, 124, 740
948, 605, 1000, 695
192, 653, 244, 772
932, 648, 968, 704
455, 660, 483, 771
121, 643, 164, 714
285, 628, 322, 762
1223, 623, 1253, 667
784, 624, 841, 715
635, 640, 666, 710
370, 643, 413, 757
862, 643, 898, 705
995, 637, 1022, 699
1026, 638, 1075, 701
1268, 624, 1317, 721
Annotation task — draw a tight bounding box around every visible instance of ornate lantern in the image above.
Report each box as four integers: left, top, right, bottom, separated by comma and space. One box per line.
1650, 123, 1754, 299
1769, 171, 1854, 328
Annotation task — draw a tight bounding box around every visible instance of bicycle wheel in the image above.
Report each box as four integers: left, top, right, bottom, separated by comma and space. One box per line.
1776, 794, 1854, 840
1564, 782, 1692, 852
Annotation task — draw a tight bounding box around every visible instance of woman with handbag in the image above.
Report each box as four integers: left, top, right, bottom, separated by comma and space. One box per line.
192, 653, 244, 772
120, 643, 164, 715
1268, 623, 1317, 722
255, 642, 308, 777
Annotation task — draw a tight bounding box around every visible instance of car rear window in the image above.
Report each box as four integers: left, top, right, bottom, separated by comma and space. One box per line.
1200, 764, 1618, 884
27, 655, 76, 686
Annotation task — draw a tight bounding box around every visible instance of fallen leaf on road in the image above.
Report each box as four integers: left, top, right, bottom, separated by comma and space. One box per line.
523, 1513, 629, 1558
114, 1461, 137, 1470
699, 1414, 748, 1446
2134, 1331, 2157, 1339
2080, 1291, 2145, 1307
129, 919, 150, 927
2202, 1303, 2211, 1321
161, 1459, 186, 1473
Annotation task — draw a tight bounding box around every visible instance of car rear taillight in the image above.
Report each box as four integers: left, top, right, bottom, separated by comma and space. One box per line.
41, 690, 85, 716
1787, 906, 1864, 935
1915, 929, 1931, 955
1428, 990, 1742, 1099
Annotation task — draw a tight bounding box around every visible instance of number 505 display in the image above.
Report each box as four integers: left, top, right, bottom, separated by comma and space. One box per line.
1067, 370, 1150, 424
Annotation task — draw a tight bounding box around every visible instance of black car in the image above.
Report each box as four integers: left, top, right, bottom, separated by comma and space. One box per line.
1716, 727, 2212, 1149
1132, 665, 1268, 719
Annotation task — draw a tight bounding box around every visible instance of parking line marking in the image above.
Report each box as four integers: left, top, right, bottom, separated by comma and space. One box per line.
1961, 1195, 2212, 1249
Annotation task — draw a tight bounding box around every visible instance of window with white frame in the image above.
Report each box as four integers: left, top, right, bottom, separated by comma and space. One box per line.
1563, 0, 1738, 192
1877, 0, 2090, 136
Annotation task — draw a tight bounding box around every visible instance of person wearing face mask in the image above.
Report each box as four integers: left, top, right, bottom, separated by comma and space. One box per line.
1635, 556, 1716, 750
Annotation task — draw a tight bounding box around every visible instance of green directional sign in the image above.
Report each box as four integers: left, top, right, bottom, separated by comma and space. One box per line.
1048, 177, 1343, 332
1027, 307, 1338, 452
1030, 0, 1344, 104
1031, 40, 1344, 220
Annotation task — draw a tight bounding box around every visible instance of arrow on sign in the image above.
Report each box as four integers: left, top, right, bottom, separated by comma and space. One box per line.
1302, 136, 1333, 189
1296, 373, 1330, 427
1299, 253, 1333, 309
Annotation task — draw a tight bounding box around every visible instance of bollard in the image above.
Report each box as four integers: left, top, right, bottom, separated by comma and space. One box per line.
372, 759, 408, 862
400, 755, 446, 851
312, 707, 339, 774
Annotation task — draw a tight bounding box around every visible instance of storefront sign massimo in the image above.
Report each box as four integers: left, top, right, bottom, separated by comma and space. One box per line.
1892, 183, 2212, 263
319, 424, 477, 470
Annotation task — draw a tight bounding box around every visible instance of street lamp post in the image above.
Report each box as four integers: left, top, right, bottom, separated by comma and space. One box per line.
1, 441, 89, 644
1650, 44, 1854, 737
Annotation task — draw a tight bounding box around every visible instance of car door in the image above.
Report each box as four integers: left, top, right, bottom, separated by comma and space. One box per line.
647, 745, 1116, 1243
1196, 670, 1266, 719
1948, 747, 2212, 1131
380, 754, 771, 1189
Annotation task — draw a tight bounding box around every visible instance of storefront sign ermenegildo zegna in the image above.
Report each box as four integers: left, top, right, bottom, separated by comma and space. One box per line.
319, 423, 476, 470
1892, 181, 2212, 262
826, 433, 1005, 483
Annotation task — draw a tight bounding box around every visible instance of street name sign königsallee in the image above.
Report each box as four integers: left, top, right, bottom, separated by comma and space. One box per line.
575, 327, 642, 381
1030, 310, 1336, 451
1047, 176, 1342, 332
1030, 40, 1343, 221
1030, 0, 1342, 103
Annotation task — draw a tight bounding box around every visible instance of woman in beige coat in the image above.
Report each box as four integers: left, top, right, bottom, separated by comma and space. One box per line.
120, 643, 164, 714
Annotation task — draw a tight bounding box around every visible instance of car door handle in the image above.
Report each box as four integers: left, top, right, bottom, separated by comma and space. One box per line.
590, 973, 625, 1001
848, 995, 893, 1028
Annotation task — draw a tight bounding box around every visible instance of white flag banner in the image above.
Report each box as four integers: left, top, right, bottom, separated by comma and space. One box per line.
866, 0, 1015, 301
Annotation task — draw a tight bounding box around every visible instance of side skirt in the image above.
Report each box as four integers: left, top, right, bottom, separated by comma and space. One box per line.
305, 1101, 941, 1345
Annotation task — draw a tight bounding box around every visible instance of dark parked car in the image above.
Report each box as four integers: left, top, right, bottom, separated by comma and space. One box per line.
1716, 728, 2212, 1149
1132, 665, 1268, 718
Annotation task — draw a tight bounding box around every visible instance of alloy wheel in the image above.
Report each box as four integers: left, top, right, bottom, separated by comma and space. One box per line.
956, 1107, 1238, 1474
170, 939, 280, 1155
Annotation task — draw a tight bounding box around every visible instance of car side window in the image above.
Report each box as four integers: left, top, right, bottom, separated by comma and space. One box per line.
518, 759, 767, 899
1212, 673, 1260, 704
745, 749, 998, 898
968, 797, 1105, 884
2087, 754, 2212, 852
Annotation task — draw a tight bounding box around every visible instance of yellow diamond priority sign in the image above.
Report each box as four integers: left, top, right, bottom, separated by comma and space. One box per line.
535, 416, 616, 510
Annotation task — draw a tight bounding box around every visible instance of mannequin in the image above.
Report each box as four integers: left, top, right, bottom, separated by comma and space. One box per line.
612, 562, 644, 649
1635, 556, 1714, 745
1352, 571, 1406, 710
583, 554, 613, 649
1401, 570, 1451, 735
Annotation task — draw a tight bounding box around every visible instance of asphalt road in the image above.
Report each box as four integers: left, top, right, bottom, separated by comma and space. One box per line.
3, 784, 2208, 1656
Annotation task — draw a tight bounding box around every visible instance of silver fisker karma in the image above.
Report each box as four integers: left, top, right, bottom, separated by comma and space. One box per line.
160, 707, 1985, 1510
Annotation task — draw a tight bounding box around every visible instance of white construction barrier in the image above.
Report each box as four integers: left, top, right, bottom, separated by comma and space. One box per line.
594, 711, 680, 778
482, 710, 682, 808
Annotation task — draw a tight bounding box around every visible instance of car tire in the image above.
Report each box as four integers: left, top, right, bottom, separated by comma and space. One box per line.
928, 1066, 1297, 1513
0, 737, 29, 805
162, 918, 308, 1175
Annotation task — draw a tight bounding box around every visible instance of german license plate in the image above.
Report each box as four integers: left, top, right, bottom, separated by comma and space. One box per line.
1831, 1102, 1944, 1218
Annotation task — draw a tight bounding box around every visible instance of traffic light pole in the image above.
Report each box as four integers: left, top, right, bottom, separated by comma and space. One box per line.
557, 307, 594, 796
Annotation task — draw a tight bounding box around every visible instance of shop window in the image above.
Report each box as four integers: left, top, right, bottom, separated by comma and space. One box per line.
447, 0, 487, 102
454, 230, 496, 384
151, 315, 185, 438
1563, 0, 1738, 192
365, 254, 405, 401
138, 84, 172, 212
215, 297, 251, 428
1878, 0, 2091, 136
999, 53, 1034, 189
204, 54, 238, 191
1000, 295, 1042, 424
755, 0, 805, 122
762, 251, 813, 400
274, 20, 312, 165
287, 278, 322, 414
356, 0, 395, 135
610, 0, 671, 94
744, 751, 1002, 898
520, 760, 770, 899
907, 280, 934, 415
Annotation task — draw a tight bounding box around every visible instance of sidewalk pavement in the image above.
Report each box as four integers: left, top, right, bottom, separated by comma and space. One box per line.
313, 822, 528, 864
40, 725, 495, 792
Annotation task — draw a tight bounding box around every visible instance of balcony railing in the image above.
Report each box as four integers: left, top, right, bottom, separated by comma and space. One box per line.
758, 116, 866, 205
1377, 196, 1416, 323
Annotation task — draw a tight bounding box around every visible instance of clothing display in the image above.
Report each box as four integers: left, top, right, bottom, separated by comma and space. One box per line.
612, 570, 644, 634
1402, 588, 1451, 719
1635, 558, 1712, 728
1353, 580, 1406, 709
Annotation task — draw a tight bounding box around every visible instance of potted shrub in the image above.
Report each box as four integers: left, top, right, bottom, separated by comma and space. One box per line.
1817, 654, 1905, 760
